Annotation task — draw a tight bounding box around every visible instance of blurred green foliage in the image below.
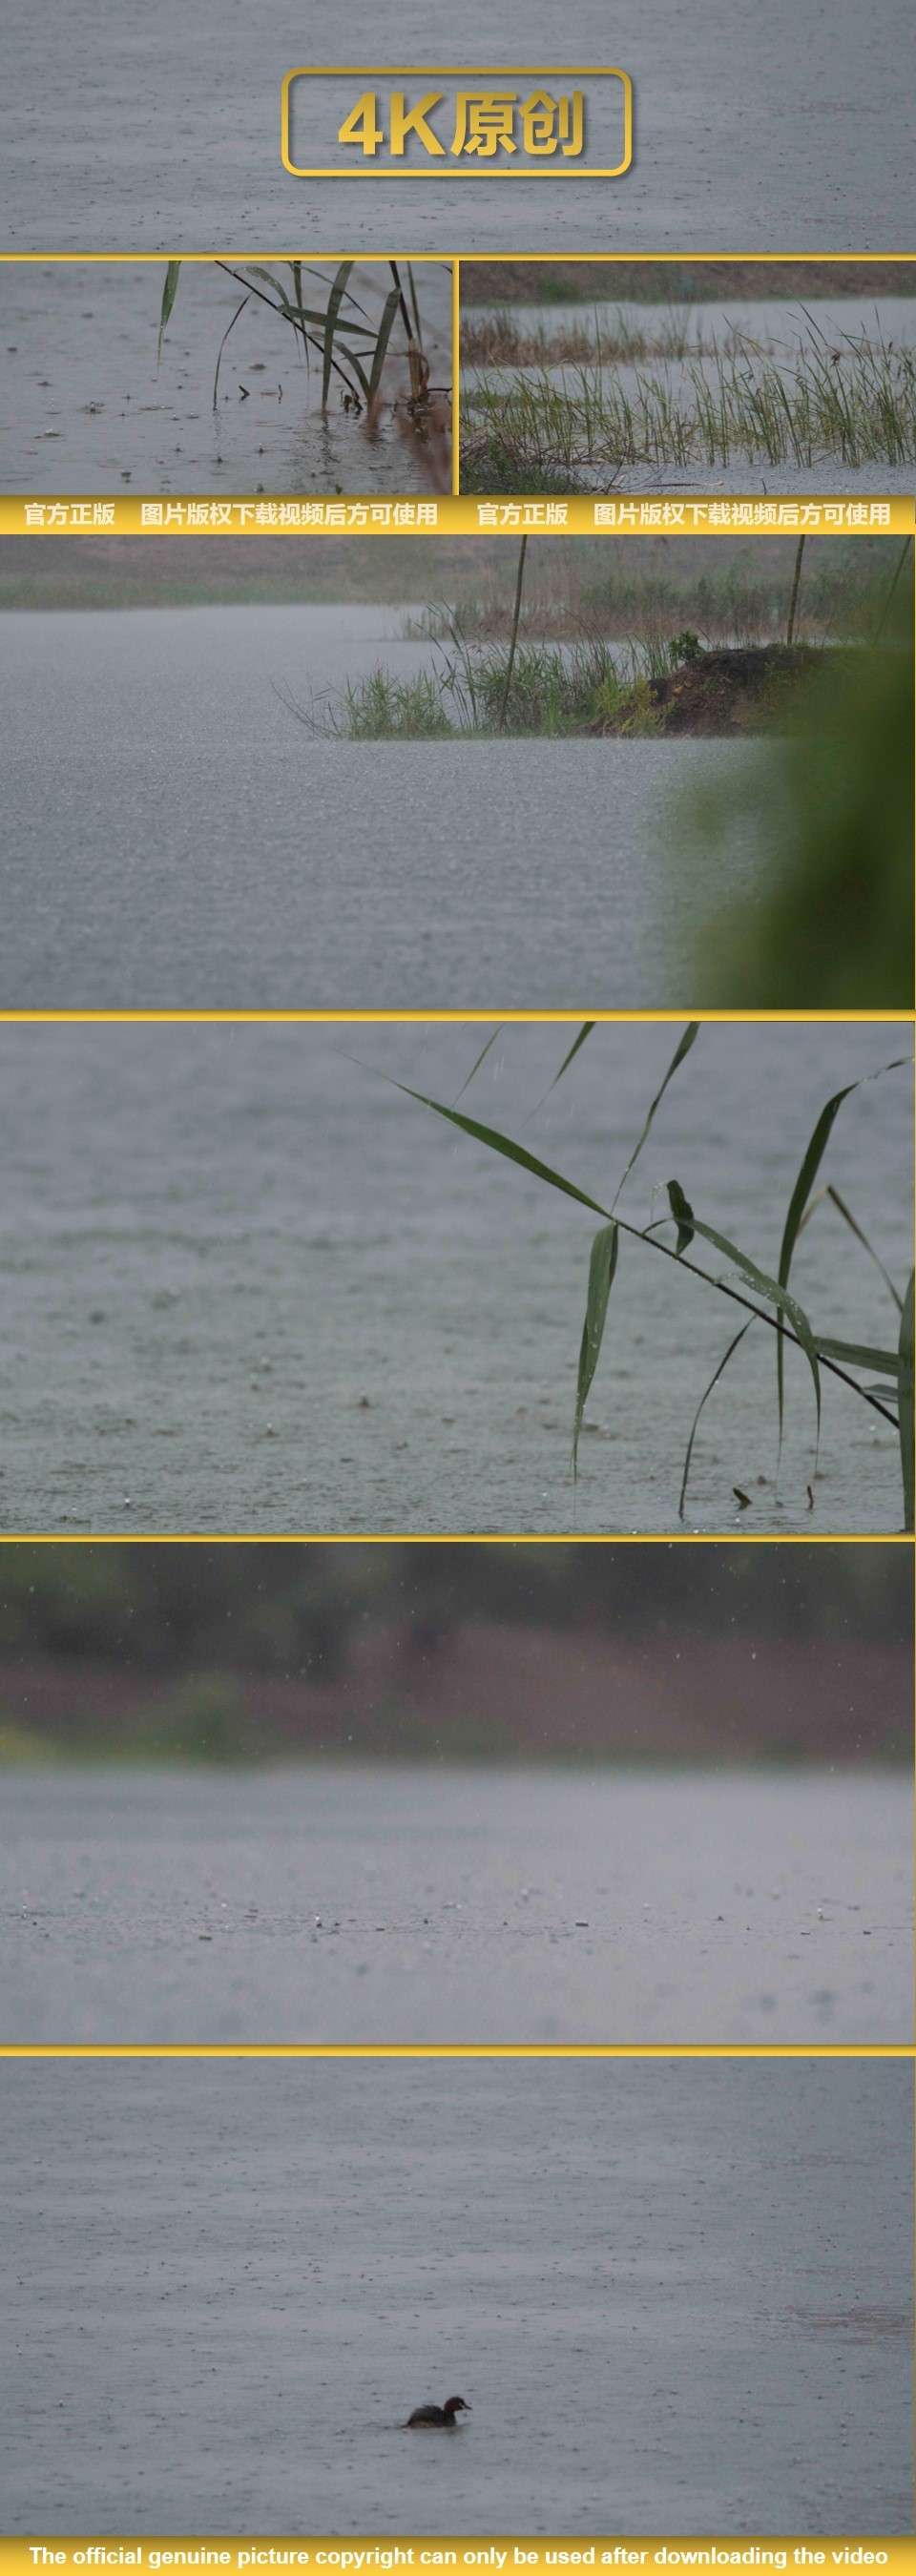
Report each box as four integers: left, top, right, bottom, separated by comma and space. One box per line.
683, 565, 914, 1005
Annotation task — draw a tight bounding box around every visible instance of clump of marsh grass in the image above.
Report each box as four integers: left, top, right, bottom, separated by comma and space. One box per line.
460, 311, 916, 487
358, 1024, 913, 1529
283, 533, 689, 737
287, 630, 675, 739
321, 665, 456, 740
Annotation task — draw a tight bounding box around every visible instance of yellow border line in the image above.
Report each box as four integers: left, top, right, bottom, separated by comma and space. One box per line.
0, 1012, 908, 1026
451, 254, 460, 495
6, 498, 911, 533
1, 2043, 911, 2060
1, 1534, 911, 1548
3, 252, 916, 263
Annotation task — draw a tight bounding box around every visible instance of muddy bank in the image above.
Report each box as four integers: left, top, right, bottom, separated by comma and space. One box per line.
591, 644, 856, 737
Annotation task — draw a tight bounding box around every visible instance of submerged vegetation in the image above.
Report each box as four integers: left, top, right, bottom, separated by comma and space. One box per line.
460, 311, 916, 488
363, 1025, 913, 1531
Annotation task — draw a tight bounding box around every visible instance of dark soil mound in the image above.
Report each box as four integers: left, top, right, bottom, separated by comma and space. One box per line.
592, 643, 850, 737
652, 643, 825, 735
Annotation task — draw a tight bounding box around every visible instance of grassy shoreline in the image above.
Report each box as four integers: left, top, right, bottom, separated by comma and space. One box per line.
305, 640, 902, 744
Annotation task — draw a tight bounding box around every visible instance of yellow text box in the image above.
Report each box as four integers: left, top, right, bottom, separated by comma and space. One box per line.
281, 68, 632, 178
2, 496, 913, 537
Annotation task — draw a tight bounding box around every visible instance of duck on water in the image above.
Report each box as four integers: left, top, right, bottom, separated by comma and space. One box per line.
404, 2396, 471, 2429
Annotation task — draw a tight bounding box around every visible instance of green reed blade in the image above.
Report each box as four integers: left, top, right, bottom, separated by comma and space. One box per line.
801, 1182, 904, 1313
777, 1083, 858, 1462
525, 1023, 595, 1125
156, 260, 182, 365
323, 260, 356, 410
666, 1177, 696, 1257
898, 1271, 914, 1530
385, 1081, 612, 1218
452, 1027, 505, 1105
212, 294, 252, 410
678, 1320, 755, 1522
814, 1337, 899, 1373
572, 1222, 619, 1477
242, 264, 297, 315
236, 262, 370, 341
612, 1023, 699, 1212
667, 1185, 822, 1458
776, 1054, 911, 1460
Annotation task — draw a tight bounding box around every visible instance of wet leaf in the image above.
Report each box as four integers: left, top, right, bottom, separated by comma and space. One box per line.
572, 1222, 619, 1476
613, 1021, 699, 1208
156, 260, 181, 365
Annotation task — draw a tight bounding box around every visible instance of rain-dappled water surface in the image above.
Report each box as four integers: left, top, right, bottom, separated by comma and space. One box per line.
0, 1018, 909, 1535
1, 1764, 910, 2046
2, 0, 913, 253
461, 296, 916, 491
0, 604, 770, 1009
3, 2056, 912, 2532
0, 260, 453, 493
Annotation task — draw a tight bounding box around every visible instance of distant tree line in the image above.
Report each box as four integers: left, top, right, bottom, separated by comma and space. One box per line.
0, 1542, 907, 1680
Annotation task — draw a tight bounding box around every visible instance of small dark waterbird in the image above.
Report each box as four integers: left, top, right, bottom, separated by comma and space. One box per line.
404, 2395, 471, 2429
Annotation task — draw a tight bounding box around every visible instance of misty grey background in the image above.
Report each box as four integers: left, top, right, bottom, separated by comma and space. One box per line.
0, 0, 914, 255
2, 2056, 912, 2532
2, 1765, 911, 2046
0, 1018, 909, 1535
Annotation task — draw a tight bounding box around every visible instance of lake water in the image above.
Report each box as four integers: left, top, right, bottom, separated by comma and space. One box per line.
1, 0, 912, 254
1, 1763, 911, 2046
0, 260, 454, 494
2, 2055, 912, 2532
0, 1018, 908, 1535
0, 602, 771, 1009
461, 298, 916, 492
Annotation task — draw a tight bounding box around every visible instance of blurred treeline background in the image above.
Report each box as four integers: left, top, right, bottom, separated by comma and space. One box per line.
0, 1542, 909, 1764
